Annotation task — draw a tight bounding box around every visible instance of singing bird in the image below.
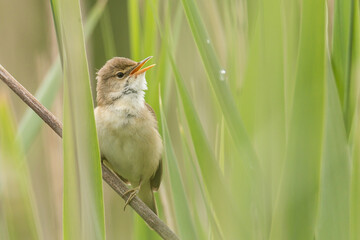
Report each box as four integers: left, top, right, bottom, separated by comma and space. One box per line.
94, 56, 162, 214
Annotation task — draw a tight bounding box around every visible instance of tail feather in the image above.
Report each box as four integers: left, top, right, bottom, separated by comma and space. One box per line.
138, 182, 157, 215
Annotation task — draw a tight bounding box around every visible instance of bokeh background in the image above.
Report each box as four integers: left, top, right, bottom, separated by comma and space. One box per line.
0, 0, 360, 239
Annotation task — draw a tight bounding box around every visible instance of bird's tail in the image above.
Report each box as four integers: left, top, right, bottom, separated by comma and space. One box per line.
138, 182, 157, 215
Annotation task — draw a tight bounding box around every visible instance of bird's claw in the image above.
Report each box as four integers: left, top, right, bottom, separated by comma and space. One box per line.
123, 186, 140, 211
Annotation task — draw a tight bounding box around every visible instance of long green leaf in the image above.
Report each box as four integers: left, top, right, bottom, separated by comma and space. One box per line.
239, 2, 285, 235
351, 117, 360, 240
316, 58, 350, 240
177, 118, 223, 240
179, 0, 267, 238
50, 0, 106, 239
127, 0, 141, 59
270, 0, 326, 239
331, 0, 353, 115
347, 0, 360, 138
179, 0, 260, 172
0, 98, 41, 240
349, 1, 360, 239
159, 99, 198, 239
169, 54, 242, 239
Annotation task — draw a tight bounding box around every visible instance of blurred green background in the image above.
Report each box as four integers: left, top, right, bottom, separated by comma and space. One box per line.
0, 0, 360, 239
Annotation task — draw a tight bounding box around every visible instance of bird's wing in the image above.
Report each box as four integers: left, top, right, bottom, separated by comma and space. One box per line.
151, 159, 162, 191
145, 103, 162, 190
103, 158, 130, 184
146, 103, 158, 130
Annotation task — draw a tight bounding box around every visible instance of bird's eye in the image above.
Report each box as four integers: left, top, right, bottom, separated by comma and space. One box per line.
116, 72, 125, 78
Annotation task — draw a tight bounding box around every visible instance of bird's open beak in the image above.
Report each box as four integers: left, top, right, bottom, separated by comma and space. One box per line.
130, 56, 156, 76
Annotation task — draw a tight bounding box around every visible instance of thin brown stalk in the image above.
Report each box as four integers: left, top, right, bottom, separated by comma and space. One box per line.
0, 64, 179, 240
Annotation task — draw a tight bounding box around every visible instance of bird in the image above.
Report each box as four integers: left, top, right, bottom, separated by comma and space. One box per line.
94, 56, 162, 214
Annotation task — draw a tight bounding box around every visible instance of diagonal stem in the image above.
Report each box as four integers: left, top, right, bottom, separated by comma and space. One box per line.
0, 64, 179, 240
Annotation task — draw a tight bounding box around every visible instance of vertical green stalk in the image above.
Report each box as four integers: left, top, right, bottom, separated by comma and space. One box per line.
50, 0, 106, 239
270, 0, 326, 239
316, 58, 350, 240
0, 98, 41, 240
160, 100, 198, 239
128, 0, 141, 59
332, 0, 353, 110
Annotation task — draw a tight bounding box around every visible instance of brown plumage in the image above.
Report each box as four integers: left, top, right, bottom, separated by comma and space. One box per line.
94, 56, 162, 214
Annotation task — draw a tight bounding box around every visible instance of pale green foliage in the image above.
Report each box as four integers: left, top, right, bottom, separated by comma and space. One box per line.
1, 0, 359, 239
50, 0, 106, 239
0, 98, 41, 240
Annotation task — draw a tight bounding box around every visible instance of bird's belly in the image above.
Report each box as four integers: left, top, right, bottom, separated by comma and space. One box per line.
96, 111, 161, 184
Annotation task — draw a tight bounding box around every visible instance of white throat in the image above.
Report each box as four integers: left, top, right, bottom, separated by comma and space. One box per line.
112, 73, 148, 112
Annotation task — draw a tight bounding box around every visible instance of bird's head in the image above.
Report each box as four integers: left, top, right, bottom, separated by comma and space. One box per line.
96, 56, 155, 106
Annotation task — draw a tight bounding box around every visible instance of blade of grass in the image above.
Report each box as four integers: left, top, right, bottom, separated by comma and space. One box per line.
144, 0, 160, 111
128, 0, 141, 60
347, 0, 360, 138
62, 84, 81, 239
331, 0, 353, 118
83, 0, 108, 40
239, 0, 285, 218
351, 117, 360, 240
269, 0, 326, 239
179, 0, 267, 237
169, 54, 242, 239
150, 0, 183, 113
177, 118, 224, 240
316, 57, 351, 240
50, 0, 106, 238
179, 0, 260, 172
282, 0, 300, 132
100, 7, 116, 59
160, 99, 198, 239
133, 215, 161, 240
349, 3, 360, 238
0, 97, 41, 240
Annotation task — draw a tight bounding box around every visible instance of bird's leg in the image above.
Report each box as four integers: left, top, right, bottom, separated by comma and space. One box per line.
123, 182, 142, 211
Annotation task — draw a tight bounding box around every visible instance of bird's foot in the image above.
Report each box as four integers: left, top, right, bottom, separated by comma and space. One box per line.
123, 185, 141, 211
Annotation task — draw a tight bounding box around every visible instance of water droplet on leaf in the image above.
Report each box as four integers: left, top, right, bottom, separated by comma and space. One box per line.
219, 69, 227, 81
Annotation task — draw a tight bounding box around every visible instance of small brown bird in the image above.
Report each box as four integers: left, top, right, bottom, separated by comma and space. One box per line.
94, 56, 162, 214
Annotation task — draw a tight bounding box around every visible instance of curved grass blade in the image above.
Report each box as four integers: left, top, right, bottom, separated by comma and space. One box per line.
169, 54, 243, 239
178, 0, 267, 237
269, 0, 326, 239
316, 57, 351, 240
179, 0, 260, 172
100, 7, 116, 59
50, 0, 106, 238
351, 117, 360, 240
127, 0, 141, 60
347, 0, 360, 138
160, 99, 198, 239
349, 2, 360, 239
177, 119, 224, 240
331, 0, 353, 115
0, 98, 41, 240
239, 2, 285, 231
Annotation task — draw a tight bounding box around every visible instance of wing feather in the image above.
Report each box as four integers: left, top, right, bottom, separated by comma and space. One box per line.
146, 103, 162, 190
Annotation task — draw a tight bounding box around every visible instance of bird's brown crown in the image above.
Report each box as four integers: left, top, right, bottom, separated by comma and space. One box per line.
96, 56, 154, 106
97, 57, 137, 81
